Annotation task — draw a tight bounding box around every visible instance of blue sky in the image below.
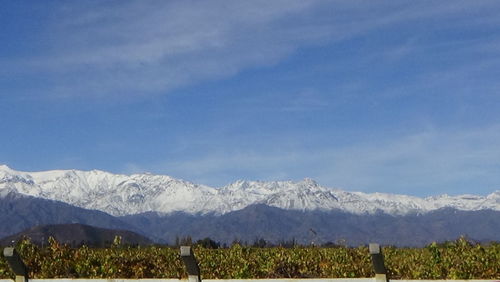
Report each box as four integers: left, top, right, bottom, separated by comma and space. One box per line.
2, 1, 500, 196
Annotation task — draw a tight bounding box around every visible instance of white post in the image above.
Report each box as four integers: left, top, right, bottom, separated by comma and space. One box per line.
3, 248, 29, 282
180, 246, 201, 282
369, 243, 388, 282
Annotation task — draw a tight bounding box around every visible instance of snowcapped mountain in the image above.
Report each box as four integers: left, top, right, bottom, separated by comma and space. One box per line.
1, 164, 499, 216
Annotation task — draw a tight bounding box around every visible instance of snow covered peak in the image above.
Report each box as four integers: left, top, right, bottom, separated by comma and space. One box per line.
0, 165, 499, 216
0, 164, 16, 177
0, 164, 11, 171
0, 165, 217, 216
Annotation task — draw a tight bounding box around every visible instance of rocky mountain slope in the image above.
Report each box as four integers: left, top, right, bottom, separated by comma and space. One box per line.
122, 205, 500, 246
0, 190, 141, 239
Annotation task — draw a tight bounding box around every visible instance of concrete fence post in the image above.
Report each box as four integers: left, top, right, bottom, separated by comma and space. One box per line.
3, 247, 29, 282
369, 243, 388, 282
180, 246, 201, 282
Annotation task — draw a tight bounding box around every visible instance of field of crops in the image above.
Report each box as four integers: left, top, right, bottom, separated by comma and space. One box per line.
1, 238, 499, 280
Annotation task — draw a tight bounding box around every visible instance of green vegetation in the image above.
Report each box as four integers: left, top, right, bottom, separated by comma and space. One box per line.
0, 237, 498, 279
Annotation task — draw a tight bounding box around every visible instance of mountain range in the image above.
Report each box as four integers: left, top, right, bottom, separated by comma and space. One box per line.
2, 164, 499, 216
1, 164, 499, 246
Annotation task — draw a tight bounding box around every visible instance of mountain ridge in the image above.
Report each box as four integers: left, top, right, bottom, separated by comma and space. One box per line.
122, 204, 500, 246
1, 164, 499, 217
0, 190, 143, 239
1, 191, 499, 246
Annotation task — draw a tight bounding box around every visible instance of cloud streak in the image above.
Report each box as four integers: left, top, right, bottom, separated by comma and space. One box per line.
18, 1, 327, 98
150, 124, 500, 196
7, 0, 499, 99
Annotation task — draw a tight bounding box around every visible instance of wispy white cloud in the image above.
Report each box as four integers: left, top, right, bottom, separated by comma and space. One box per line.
7, 0, 499, 99
316, 126, 500, 195
280, 89, 330, 112
16, 0, 328, 98
148, 124, 500, 196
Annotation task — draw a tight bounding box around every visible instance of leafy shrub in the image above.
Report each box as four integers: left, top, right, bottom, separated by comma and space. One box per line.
0, 238, 498, 279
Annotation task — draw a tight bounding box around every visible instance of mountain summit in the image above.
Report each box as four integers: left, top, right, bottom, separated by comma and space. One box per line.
1, 165, 499, 216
